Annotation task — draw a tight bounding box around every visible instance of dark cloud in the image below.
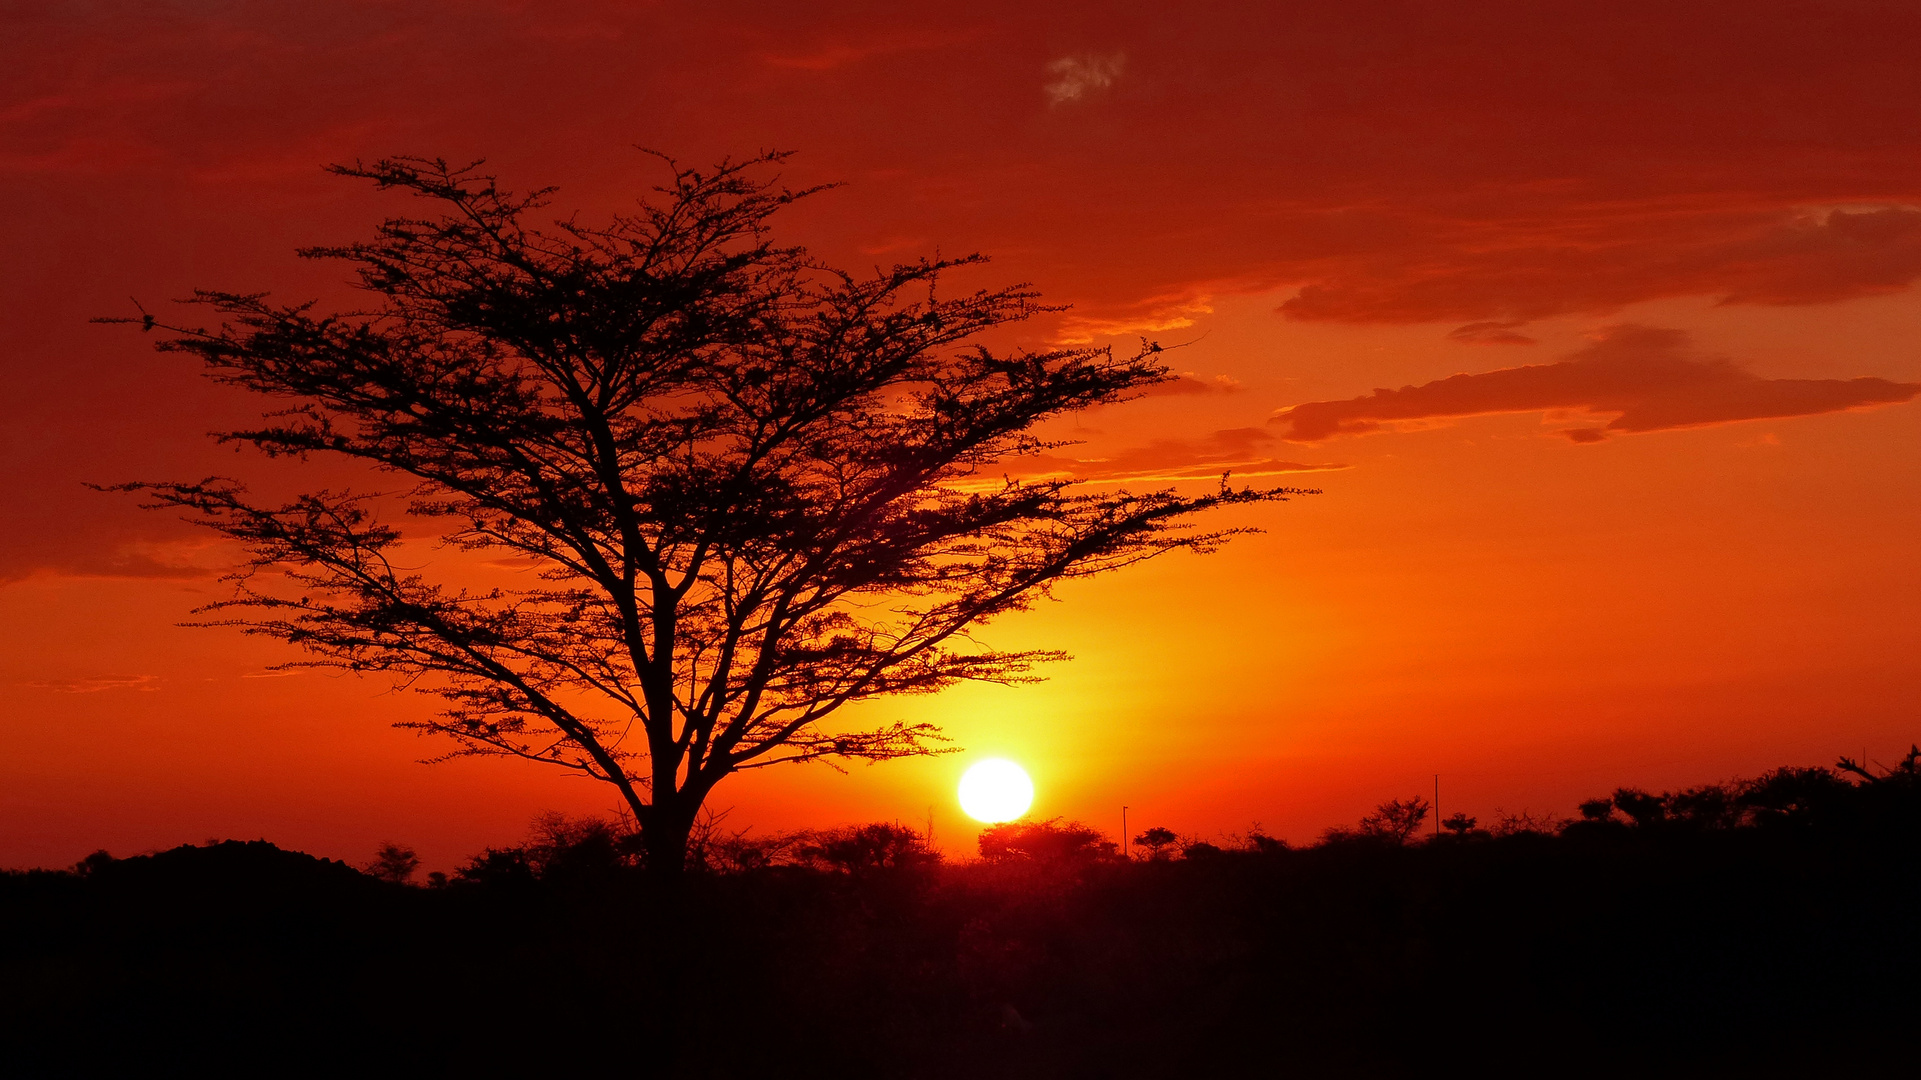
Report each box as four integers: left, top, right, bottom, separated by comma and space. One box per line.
11, 1, 1921, 327
1448, 321, 1535, 346
1271, 326, 1921, 442
1277, 207, 1921, 326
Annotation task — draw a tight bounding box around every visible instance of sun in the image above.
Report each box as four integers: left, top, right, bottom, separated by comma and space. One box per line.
958, 759, 1034, 823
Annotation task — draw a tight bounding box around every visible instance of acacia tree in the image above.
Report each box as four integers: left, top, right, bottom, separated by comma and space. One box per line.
107, 152, 1302, 871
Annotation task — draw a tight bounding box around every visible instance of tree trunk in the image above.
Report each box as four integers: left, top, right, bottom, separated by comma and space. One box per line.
642, 801, 693, 877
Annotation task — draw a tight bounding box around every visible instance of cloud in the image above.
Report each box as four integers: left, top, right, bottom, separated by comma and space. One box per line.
1138, 372, 1244, 397
27, 674, 161, 693
989, 427, 1343, 484
0, 535, 230, 586
1044, 53, 1125, 105
1270, 325, 1921, 442
1277, 207, 1921, 326
1448, 321, 1535, 346
1054, 291, 1213, 345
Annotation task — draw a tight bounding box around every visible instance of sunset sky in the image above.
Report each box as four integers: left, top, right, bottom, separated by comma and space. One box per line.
5, 1, 1919, 870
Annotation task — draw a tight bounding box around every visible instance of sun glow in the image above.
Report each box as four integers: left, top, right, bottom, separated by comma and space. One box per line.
958, 759, 1034, 823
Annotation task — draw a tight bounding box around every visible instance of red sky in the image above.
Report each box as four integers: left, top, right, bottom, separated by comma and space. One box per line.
5, 1, 1920, 869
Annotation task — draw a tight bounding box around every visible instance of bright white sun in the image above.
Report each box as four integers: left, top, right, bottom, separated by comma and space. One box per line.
958, 759, 1034, 823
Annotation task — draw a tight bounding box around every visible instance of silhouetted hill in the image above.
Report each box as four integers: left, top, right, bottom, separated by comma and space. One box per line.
4, 756, 1920, 1077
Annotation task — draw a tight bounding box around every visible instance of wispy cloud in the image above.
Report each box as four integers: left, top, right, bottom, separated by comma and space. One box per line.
1138, 373, 1245, 397
1045, 53, 1125, 105
28, 674, 161, 694
1271, 325, 1921, 442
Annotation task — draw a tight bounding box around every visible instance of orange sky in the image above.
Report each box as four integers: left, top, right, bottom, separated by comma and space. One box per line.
4, 1, 1919, 869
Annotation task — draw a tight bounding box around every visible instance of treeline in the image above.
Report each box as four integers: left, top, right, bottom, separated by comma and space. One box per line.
4, 749, 1919, 1076
348, 745, 1921, 884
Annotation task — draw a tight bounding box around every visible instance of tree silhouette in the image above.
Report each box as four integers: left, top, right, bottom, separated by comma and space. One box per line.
795, 823, 939, 875
366, 843, 420, 885
1132, 826, 1179, 859
977, 818, 1118, 864
102, 152, 1300, 872
1335, 796, 1430, 845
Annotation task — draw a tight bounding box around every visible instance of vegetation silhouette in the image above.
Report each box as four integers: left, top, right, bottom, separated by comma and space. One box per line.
1323, 794, 1430, 845
365, 841, 420, 884
98, 150, 1302, 875
978, 818, 1118, 866
5, 748, 1919, 1075
1131, 825, 1180, 859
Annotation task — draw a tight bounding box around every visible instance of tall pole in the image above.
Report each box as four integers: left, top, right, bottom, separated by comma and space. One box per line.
1434, 774, 1440, 838
1122, 806, 1129, 860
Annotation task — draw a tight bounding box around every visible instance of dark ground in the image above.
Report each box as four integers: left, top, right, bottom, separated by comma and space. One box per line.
4, 760, 1918, 1078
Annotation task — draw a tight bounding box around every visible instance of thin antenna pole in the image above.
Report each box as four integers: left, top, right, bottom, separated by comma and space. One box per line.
1122, 806, 1129, 860
1434, 774, 1440, 838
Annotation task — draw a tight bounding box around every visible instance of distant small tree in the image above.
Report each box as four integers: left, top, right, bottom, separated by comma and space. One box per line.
71, 850, 114, 878
367, 842, 420, 885
1489, 807, 1564, 837
1357, 796, 1430, 845
1737, 766, 1852, 826
978, 818, 1118, 864
1243, 827, 1289, 854
1666, 783, 1741, 829
102, 151, 1302, 874
453, 846, 536, 887
1611, 788, 1668, 827
1439, 812, 1479, 837
525, 812, 636, 883
1577, 797, 1617, 823
796, 823, 938, 874
1132, 826, 1180, 860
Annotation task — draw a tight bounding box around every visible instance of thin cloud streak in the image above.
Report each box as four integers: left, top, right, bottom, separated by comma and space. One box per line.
26, 674, 161, 693
986, 427, 1344, 485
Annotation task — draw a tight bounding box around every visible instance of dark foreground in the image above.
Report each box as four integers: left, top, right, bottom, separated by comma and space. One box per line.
4, 756, 1919, 1078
